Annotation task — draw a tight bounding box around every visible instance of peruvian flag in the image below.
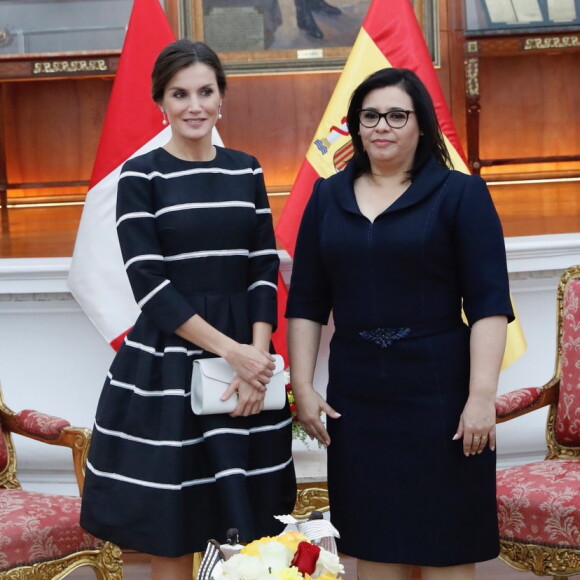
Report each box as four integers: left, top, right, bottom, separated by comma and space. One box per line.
68, 0, 221, 350
272, 0, 526, 368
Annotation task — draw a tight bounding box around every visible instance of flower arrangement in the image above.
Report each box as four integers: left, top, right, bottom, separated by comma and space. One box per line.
215, 530, 344, 580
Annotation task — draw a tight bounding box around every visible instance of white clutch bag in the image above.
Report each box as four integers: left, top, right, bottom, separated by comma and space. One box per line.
191, 354, 286, 415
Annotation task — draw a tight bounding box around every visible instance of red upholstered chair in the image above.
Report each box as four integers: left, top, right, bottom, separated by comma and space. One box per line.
495, 265, 580, 579
0, 385, 123, 579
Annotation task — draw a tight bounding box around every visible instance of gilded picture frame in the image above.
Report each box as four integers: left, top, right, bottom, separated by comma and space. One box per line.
173, 0, 439, 72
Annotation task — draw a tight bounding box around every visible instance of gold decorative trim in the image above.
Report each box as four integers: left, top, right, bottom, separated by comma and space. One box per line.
500, 539, 580, 577
465, 58, 479, 98
466, 40, 478, 54
545, 265, 580, 460
292, 483, 330, 519
0, 542, 123, 580
523, 36, 580, 51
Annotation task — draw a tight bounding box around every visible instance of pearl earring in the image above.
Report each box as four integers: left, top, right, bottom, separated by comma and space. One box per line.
218, 105, 223, 120
161, 110, 168, 126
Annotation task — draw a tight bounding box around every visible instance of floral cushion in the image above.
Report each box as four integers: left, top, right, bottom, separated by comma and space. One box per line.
495, 387, 543, 419
555, 278, 580, 446
497, 459, 580, 548
0, 424, 7, 472
0, 489, 103, 571
15, 410, 70, 439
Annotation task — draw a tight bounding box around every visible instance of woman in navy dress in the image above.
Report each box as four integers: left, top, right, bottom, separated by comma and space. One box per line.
80, 40, 296, 580
286, 68, 514, 579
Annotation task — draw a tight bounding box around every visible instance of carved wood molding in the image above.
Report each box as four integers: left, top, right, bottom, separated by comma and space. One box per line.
0, 542, 123, 580
0, 52, 119, 81
500, 539, 580, 577
292, 482, 330, 519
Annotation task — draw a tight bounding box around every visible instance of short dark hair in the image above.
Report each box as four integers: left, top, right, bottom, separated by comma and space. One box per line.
151, 39, 227, 104
346, 68, 452, 179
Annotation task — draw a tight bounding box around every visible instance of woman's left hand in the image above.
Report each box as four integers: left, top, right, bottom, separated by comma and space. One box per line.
453, 394, 496, 456
225, 376, 266, 417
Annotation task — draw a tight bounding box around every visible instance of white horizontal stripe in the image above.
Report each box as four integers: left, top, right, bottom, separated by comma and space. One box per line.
164, 249, 248, 262
156, 201, 255, 217
116, 211, 155, 226
87, 455, 292, 490
125, 254, 164, 269
87, 461, 213, 490
124, 338, 202, 357
249, 417, 293, 433
214, 457, 293, 480
249, 249, 278, 258
108, 374, 190, 397
138, 279, 170, 308
248, 280, 277, 292
203, 417, 292, 439
95, 421, 202, 446
120, 167, 257, 181
255, 208, 272, 214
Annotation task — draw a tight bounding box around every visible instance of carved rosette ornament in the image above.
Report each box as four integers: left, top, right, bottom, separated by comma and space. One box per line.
500, 540, 580, 577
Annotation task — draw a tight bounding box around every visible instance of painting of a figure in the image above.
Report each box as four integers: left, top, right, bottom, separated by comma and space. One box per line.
202, 0, 371, 51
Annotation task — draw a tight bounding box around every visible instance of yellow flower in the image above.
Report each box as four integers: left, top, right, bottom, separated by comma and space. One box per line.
275, 530, 311, 553
317, 574, 340, 580
272, 566, 303, 580
241, 536, 276, 557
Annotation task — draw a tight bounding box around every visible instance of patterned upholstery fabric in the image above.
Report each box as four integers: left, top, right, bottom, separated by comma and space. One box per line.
0, 490, 103, 571
497, 460, 580, 548
495, 387, 543, 419
555, 278, 580, 446
0, 423, 7, 472
15, 410, 70, 439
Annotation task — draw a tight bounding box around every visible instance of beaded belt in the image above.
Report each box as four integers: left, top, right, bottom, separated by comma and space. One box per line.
334, 317, 464, 349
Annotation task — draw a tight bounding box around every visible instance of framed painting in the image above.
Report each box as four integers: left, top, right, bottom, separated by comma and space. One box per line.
181, 0, 439, 72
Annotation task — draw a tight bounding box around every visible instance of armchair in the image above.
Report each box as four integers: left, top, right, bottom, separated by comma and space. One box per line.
0, 384, 123, 579
495, 265, 580, 578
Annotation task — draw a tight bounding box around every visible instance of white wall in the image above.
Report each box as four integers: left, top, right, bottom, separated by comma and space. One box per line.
1, 233, 579, 494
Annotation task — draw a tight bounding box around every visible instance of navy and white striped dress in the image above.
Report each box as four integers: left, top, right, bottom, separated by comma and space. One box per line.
80, 146, 296, 558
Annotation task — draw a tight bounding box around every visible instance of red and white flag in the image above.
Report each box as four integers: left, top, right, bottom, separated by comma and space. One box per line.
272, 0, 526, 367
68, 0, 222, 350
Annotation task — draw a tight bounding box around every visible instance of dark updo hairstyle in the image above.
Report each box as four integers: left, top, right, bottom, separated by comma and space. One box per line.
151, 39, 227, 104
346, 68, 452, 179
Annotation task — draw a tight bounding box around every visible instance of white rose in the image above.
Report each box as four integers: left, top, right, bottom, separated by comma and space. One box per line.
258, 540, 292, 571
222, 554, 268, 580
313, 548, 345, 577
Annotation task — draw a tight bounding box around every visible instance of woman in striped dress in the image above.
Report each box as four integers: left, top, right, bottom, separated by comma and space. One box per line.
80, 40, 296, 580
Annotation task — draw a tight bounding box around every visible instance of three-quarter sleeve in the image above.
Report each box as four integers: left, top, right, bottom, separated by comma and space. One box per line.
453, 174, 515, 326
116, 166, 197, 335
286, 179, 333, 324
247, 160, 280, 329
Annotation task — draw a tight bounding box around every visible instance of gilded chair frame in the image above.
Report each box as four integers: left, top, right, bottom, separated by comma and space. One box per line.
0, 385, 123, 580
496, 264, 580, 578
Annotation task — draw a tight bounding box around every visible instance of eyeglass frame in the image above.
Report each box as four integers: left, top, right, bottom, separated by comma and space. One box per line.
357, 108, 415, 129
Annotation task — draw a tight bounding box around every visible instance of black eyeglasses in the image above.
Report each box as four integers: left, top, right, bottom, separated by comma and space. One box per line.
358, 109, 415, 129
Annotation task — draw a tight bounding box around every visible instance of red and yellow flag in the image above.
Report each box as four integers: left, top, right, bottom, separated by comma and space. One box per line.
273, 0, 526, 368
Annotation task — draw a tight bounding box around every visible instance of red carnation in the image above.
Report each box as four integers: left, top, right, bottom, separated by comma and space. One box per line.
291, 541, 321, 575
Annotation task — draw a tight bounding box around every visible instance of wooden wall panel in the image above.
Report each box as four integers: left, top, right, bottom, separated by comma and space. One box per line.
217, 71, 339, 190
3, 78, 112, 199
477, 53, 580, 177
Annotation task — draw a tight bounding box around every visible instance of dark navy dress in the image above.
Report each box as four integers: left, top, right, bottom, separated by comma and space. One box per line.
286, 157, 514, 566
80, 147, 296, 557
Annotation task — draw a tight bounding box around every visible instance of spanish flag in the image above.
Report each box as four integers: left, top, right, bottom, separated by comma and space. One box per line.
273, 0, 526, 368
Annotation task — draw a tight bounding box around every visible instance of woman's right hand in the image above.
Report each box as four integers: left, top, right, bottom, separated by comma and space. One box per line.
224, 344, 275, 390
294, 387, 340, 447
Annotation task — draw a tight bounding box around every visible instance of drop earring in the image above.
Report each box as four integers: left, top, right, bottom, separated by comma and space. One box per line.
161, 110, 168, 125
218, 104, 223, 120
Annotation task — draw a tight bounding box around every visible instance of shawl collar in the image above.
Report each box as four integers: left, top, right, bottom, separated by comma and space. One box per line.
326, 156, 452, 218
